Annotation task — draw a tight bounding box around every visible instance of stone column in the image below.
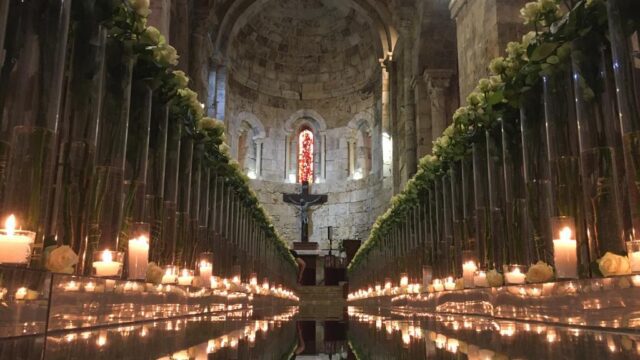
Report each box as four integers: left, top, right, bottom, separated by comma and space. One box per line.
348, 138, 356, 178
400, 19, 417, 178
170, 0, 190, 73
255, 138, 263, 178
320, 132, 327, 180
213, 64, 226, 121
380, 58, 391, 135
425, 70, 454, 143
148, 0, 171, 39
284, 135, 291, 181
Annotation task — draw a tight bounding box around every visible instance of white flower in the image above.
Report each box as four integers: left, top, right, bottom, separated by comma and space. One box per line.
154, 44, 179, 66
129, 0, 151, 17
45, 245, 78, 274
526, 261, 554, 283
172, 70, 189, 89
141, 26, 162, 45
145, 262, 163, 284
520, 2, 541, 24
486, 270, 504, 287
220, 142, 231, 155
199, 117, 220, 131
599, 252, 631, 277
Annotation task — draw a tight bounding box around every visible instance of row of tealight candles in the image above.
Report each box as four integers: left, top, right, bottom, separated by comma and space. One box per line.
349, 215, 640, 299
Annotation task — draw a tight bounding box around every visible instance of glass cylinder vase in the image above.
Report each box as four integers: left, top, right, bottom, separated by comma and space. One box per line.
486, 127, 507, 270
472, 140, 491, 269
160, 114, 181, 264
0, 0, 72, 266
146, 100, 168, 262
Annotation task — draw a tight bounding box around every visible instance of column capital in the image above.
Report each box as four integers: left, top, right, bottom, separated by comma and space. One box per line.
423, 69, 455, 92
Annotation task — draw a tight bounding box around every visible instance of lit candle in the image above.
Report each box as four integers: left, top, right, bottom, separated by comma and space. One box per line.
444, 277, 456, 291
432, 279, 444, 292
462, 261, 477, 288
400, 273, 409, 288
64, 281, 80, 292
553, 226, 578, 279
199, 260, 213, 284
14, 287, 27, 300
626, 240, 640, 273
261, 279, 269, 293
473, 271, 489, 287
92, 250, 122, 277
84, 282, 96, 292
127, 235, 149, 280
162, 266, 178, 284
232, 275, 241, 285
177, 269, 194, 286
505, 267, 526, 284
0, 215, 35, 264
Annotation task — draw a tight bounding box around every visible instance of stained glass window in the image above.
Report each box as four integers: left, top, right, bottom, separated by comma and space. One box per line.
298, 129, 314, 183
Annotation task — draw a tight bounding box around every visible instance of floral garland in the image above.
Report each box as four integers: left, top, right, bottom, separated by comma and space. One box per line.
104, 0, 296, 267
348, 0, 607, 273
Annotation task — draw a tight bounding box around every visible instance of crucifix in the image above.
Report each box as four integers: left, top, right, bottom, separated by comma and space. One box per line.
283, 181, 327, 243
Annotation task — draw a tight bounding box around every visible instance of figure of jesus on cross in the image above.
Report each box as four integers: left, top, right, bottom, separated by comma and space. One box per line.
283, 181, 327, 243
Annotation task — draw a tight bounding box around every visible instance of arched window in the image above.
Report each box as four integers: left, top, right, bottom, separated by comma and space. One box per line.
298, 128, 314, 183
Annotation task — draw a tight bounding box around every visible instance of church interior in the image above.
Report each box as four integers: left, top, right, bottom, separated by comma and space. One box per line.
0, 0, 640, 358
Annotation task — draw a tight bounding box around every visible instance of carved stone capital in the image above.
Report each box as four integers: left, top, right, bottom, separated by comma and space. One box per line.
424, 69, 455, 94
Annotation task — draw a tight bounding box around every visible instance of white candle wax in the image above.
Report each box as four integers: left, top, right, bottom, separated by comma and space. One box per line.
462, 261, 477, 288
0, 215, 34, 264
93, 251, 121, 277
444, 277, 456, 291
553, 227, 578, 279
162, 269, 177, 284
400, 275, 409, 288
64, 281, 80, 292
177, 270, 193, 286
505, 268, 526, 284
84, 282, 96, 292
15, 287, 27, 300
473, 272, 489, 287
199, 261, 213, 284
629, 252, 640, 273
128, 236, 149, 280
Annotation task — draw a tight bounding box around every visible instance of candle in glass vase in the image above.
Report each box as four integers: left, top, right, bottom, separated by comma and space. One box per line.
462, 261, 477, 288
0, 215, 35, 264
553, 226, 578, 279
504, 266, 526, 284
177, 269, 194, 286
162, 266, 178, 284
15, 287, 27, 300
627, 240, 640, 273
199, 260, 213, 284
432, 279, 444, 292
128, 235, 149, 280
473, 271, 489, 287
249, 273, 258, 287
400, 273, 409, 288
92, 250, 123, 277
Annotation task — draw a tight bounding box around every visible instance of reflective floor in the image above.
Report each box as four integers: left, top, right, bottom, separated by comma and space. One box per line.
2, 306, 640, 359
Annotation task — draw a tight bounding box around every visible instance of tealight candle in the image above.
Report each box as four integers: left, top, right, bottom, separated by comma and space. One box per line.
626, 240, 640, 273
162, 266, 178, 284
473, 271, 489, 287
249, 273, 258, 287
400, 273, 409, 288
444, 277, 456, 291
422, 265, 433, 287
92, 250, 123, 277
177, 269, 194, 286
84, 282, 96, 292
504, 266, 526, 284
261, 278, 269, 292
552, 219, 578, 279
127, 235, 149, 280
0, 215, 35, 264
432, 279, 444, 292
462, 261, 477, 288
64, 281, 80, 292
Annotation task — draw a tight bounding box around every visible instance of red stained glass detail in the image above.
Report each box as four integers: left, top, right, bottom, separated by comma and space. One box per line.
298, 129, 314, 183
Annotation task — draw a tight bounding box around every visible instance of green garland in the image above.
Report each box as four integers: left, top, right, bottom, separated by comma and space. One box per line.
102, 0, 296, 267
348, 0, 608, 273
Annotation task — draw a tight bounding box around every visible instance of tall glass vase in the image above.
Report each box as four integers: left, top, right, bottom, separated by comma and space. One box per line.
450, 161, 464, 272
145, 100, 168, 262
434, 178, 446, 277
572, 37, 627, 262
486, 127, 507, 269
461, 154, 476, 255
0, 0, 71, 266
175, 136, 193, 265
520, 86, 553, 264
426, 183, 437, 272
607, 0, 640, 239
543, 70, 589, 276
186, 143, 202, 266
80, 39, 135, 274
501, 118, 531, 266
161, 115, 181, 264
472, 140, 491, 268
58, 6, 107, 258
442, 173, 456, 277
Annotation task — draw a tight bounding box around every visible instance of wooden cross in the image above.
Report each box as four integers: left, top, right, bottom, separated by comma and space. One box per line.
283, 181, 327, 243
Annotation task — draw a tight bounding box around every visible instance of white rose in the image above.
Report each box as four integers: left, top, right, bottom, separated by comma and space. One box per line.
526, 261, 554, 283
145, 262, 163, 284
45, 245, 78, 274
141, 26, 162, 45
486, 270, 504, 287
129, 0, 151, 17
598, 252, 631, 277
172, 70, 189, 89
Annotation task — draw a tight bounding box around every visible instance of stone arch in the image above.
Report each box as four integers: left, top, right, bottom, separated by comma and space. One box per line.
283, 110, 329, 182
284, 109, 328, 134
229, 111, 266, 178
347, 111, 375, 178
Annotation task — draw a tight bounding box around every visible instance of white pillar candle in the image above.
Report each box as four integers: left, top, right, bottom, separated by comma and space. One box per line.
15, 287, 27, 300
93, 250, 122, 277
432, 279, 444, 292
462, 261, 477, 288
473, 271, 489, 287
400, 274, 409, 288
199, 261, 213, 285
630, 252, 640, 272
128, 235, 149, 280
162, 268, 178, 284
0, 215, 35, 264
177, 269, 193, 286
444, 277, 456, 291
553, 226, 578, 279
505, 268, 526, 284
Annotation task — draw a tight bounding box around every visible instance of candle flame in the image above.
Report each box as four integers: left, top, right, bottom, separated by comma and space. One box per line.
5, 215, 16, 236
101, 250, 112, 263
181, 269, 190, 277
137, 235, 149, 244
560, 226, 572, 241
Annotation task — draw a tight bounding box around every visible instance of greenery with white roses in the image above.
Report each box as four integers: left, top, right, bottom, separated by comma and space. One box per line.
100, 0, 295, 266
348, 0, 607, 273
